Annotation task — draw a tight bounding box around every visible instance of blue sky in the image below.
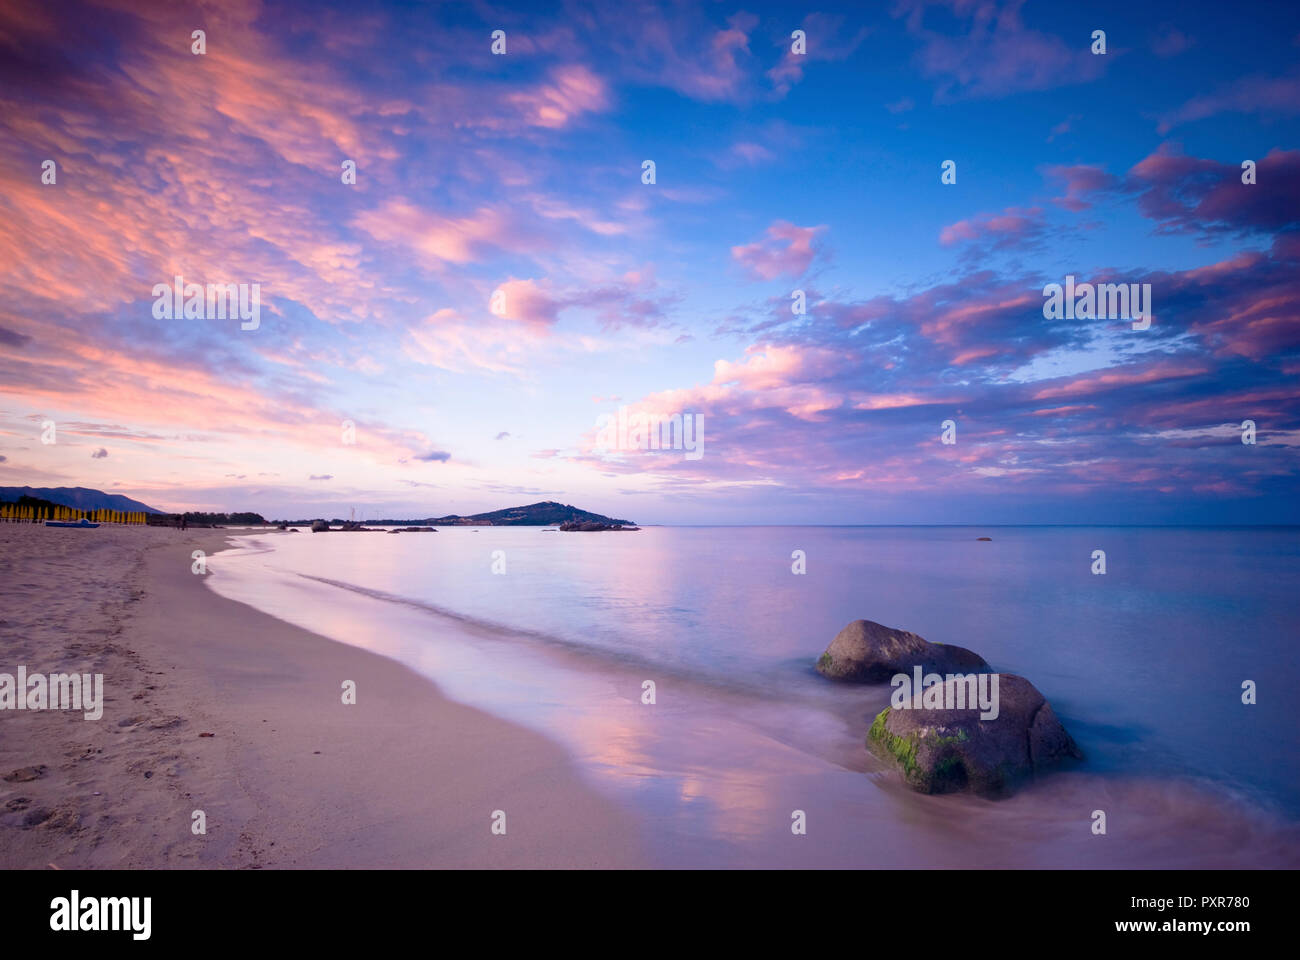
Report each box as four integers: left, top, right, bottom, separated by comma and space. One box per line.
1, 0, 1298, 522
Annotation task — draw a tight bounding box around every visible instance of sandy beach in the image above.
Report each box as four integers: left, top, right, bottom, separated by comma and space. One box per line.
0, 524, 642, 868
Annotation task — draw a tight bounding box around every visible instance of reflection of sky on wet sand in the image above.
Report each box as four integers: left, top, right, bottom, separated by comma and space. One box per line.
204, 531, 1300, 868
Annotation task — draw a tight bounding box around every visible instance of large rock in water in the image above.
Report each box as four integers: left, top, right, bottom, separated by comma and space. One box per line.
310, 520, 329, 532
867, 673, 1082, 797
816, 619, 988, 681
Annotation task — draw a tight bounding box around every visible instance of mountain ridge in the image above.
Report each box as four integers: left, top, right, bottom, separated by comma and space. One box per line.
0, 486, 163, 514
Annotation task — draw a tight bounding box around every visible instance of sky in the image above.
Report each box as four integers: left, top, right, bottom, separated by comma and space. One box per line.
1, 0, 1298, 524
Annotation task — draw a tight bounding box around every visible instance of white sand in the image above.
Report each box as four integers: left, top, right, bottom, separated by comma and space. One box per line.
0, 524, 642, 868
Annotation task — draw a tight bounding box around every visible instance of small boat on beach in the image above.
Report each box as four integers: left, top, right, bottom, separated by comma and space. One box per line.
45, 518, 100, 528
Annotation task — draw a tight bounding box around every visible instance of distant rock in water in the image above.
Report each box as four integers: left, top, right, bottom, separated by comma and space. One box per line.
868, 674, 1082, 797
310, 520, 329, 532
976, 536, 992, 541
816, 619, 988, 682
558, 521, 639, 531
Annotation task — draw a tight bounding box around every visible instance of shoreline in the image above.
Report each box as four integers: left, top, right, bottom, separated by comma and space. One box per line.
0, 525, 642, 868
5, 523, 1298, 869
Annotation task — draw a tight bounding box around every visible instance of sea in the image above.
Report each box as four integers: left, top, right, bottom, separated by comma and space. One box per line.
204, 524, 1300, 867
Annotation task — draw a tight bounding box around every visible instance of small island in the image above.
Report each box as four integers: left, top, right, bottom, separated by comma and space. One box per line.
419, 501, 634, 527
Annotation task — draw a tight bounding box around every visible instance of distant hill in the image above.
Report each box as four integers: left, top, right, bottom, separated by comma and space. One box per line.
427, 501, 634, 526
0, 486, 163, 514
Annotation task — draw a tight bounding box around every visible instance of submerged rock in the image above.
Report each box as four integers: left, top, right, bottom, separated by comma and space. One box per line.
867, 673, 1082, 797
816, 619, 988, 682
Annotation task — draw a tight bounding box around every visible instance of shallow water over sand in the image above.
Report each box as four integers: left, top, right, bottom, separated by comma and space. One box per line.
204, 525, 1300, 867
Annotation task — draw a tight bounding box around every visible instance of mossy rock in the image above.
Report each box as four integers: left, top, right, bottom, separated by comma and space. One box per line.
866, 675, 1082, 798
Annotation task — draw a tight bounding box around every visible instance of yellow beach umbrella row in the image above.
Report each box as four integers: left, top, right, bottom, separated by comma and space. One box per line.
0, 503, 149, 523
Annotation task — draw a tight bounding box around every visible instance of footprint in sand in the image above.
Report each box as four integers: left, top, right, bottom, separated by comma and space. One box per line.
3, 765, 47, 783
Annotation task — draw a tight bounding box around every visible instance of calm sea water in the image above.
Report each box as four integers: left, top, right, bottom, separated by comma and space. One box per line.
206, 525, 1300, 867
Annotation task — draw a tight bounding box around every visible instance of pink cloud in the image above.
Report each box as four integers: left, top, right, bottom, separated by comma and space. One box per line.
495, 278, 564, 329
919, 291, 1040, 348
896, 0, 1107, 101
608, 10, 758, 103
1044, 164, 1118, 211
766, 13, 870, 97
731, 221, 825, 279
712, 344, 846, 391
1127, 146, 1300, 235
1191, 291, 1300, 360
1031, 404, 1098, 417
727, 141, 776, 166
405, 308, 544, 376
1158, 70, 1300, 133
939, 206, 1045, 247
505, 65, 609, 128
1031, 363, 1209, 401
352, 201, 515, 266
